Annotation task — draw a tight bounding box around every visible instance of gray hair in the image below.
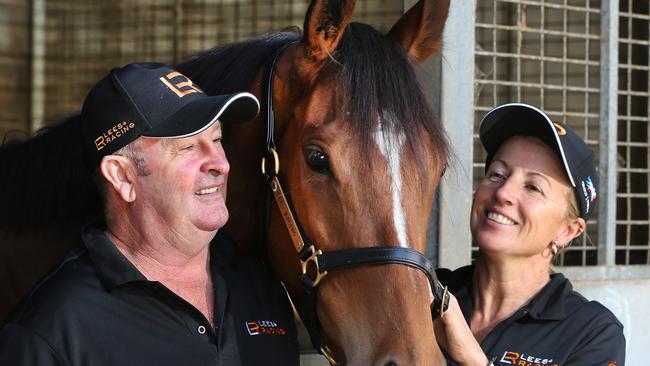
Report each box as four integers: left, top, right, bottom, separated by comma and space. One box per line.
114, 139, 151, 177
94, 139, 151, 225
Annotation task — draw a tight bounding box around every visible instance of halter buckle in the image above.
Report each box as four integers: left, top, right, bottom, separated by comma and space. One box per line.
301, 245, 328, 288
261, 147, 280, 177
320, 345, 338, 365
431, 280, 450, 319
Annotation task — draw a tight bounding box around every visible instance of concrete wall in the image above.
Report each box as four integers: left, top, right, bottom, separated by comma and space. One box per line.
572, 278, 649, 365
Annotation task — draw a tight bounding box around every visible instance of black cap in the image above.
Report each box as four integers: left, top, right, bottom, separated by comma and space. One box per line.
479, 103, 598, 219
81, 62, 260, 166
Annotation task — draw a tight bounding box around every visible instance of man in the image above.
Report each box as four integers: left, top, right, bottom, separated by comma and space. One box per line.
0, 63, 299, 365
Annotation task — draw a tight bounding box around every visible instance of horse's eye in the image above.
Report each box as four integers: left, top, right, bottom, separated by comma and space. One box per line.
305, 148, 330, 173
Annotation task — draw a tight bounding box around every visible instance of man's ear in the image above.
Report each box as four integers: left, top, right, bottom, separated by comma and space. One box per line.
556, 217, 586, 247
99, 155, 138, 203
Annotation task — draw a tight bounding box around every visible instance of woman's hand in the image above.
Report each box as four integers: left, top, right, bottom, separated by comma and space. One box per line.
434, 294, 490, 366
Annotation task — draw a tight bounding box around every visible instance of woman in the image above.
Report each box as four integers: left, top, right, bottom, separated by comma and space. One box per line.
435, 103, 625, 365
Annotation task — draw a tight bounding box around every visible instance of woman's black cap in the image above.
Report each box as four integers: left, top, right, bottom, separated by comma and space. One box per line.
479, 103, 598, 218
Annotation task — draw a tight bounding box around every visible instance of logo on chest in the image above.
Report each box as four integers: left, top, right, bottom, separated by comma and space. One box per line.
499, 351, 557, 366
245, 320, 287, 336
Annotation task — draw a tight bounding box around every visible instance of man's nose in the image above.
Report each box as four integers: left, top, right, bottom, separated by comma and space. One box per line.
201, 142, 230, 176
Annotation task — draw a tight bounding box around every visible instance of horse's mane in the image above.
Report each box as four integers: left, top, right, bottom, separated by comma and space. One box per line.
176, 29, 302, 94
0, 115, 102, 233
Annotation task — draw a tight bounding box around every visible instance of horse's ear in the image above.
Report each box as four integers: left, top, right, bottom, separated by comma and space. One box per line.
302, 0, 355, 61
387, 0, 450, 62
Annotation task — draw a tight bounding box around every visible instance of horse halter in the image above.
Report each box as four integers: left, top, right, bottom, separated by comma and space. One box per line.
261, 42, 450, 364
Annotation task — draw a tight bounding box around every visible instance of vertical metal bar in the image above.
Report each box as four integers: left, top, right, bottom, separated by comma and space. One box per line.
539, 0, 546, 109
598, 0, 619, 266
562, 0, 568, 126
624, 149, 628, 267
438, 0, 475, 268
516, 2, 521, 101
585, 1, 590, 137
584, 0, 592, 253
646, 1, 650, 265
29, 0, 46, 133
624, 2, 632, 264
26, 0, 33, 133
172, 0, 182, 65
493, 0, 497, 106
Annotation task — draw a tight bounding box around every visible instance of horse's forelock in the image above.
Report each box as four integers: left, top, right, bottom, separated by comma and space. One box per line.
331, 22, 448, 172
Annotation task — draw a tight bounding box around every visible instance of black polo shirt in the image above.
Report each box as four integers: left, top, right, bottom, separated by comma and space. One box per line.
437, 265, 625, 366
0, 228, 299, 365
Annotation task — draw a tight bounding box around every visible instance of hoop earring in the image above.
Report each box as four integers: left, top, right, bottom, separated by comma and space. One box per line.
551, 240, 559, 255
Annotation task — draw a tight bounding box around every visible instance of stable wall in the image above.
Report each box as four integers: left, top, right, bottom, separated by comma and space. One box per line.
572, 278, 649, 365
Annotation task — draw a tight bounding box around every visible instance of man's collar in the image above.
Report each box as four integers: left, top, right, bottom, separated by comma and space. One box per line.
82, 227, 147, 288
81, 227, 240, 289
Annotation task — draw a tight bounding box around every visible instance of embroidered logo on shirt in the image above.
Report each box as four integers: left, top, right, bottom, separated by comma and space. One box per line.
499, 351, 557, 366
245, 320, 287, 336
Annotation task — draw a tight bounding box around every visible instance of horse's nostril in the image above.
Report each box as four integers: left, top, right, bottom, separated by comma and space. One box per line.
383, 361, 398, 366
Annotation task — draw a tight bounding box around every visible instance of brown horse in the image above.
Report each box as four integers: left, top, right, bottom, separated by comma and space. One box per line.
179, 0, 451, 363
0, 0, 450, 364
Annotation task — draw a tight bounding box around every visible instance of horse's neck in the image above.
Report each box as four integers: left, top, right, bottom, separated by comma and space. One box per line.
222, 114, 269, 257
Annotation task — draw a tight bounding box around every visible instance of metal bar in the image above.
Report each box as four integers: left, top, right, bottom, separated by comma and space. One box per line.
515, 2, 521, 101
438, 0, 475, 268
494, 0, 601, 13
25, 0, 33, 133
172, 0, 182, 65
598, 0, 619, 266
475, 23, 601, 40
645, 0, 650, 266
28, 0, 45, 133
475, 79, 600, 92
623, 0, 633, 265
492, 0, 498, 107
581, 0, 593, 262
541, 0, 546, 108
475, 51, 600, 66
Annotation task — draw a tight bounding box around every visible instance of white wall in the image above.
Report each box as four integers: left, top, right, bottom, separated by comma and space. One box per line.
572, 278, 649, 365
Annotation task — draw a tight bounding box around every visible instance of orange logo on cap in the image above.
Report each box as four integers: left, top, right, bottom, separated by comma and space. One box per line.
553, 122, 567, 136
94, 121, 136, 151
159, 71, 203, 97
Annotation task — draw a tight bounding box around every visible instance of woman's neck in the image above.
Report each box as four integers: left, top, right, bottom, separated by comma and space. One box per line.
469, 256, 550, 342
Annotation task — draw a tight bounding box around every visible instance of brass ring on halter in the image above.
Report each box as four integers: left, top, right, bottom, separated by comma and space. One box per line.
261, 147, 280, 176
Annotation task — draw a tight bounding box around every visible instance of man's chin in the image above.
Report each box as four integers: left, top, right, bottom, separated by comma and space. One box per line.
195, 212, 229, 233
